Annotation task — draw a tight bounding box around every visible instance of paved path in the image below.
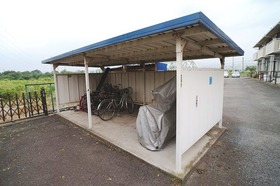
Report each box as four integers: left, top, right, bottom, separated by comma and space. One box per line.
185, 78, 280, 185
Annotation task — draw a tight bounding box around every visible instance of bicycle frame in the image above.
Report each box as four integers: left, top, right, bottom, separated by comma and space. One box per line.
112, 91, 129, 111
97, 87, 134, 121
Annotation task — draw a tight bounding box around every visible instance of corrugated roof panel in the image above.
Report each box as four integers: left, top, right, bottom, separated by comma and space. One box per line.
42, 12, 244, 66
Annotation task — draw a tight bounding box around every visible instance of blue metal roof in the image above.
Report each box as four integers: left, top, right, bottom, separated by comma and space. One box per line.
42, 12, 244, 65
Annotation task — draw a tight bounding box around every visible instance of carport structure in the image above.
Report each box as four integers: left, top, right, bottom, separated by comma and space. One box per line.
42, 12, 244, 176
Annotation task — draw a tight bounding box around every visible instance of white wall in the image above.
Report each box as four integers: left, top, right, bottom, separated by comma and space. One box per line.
57, 74, 86, 104
56, 71, 176, 106
177, 69, 224, 155
57, 75, 69, 104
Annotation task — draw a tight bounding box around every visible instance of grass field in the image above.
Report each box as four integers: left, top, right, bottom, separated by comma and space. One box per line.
0, 78, 54, 98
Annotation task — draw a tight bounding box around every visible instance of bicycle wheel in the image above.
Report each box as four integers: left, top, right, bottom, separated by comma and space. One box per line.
91, 96, 100, 115
125, 96, 134, 114
98, 99, 116, 121
81, 96, 96, 115
81, 96, 88, 112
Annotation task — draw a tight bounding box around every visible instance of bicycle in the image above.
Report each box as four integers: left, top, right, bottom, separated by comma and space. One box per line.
97, 87, 134, 121
80, 83, 119, 115
80, 91, 101, 115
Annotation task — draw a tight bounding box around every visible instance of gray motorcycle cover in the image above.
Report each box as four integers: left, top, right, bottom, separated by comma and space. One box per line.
136, 76, 176, 150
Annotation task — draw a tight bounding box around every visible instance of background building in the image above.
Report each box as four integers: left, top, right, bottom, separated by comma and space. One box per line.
253, 21, 280, 84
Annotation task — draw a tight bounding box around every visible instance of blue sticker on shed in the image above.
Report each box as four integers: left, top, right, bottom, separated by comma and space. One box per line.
209, 76, 213, 85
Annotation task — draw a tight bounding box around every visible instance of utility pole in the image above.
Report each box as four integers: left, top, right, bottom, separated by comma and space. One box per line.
242, 57, 244, 71
232, 57, 234, 71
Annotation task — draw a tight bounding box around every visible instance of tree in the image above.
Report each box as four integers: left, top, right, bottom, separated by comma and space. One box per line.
168, 62, 176, 71
60, 69, 72, 74
31, 69, 42, 74
245, 66, 256, 77
0, 71, 19, 80
0, 70, 53, 80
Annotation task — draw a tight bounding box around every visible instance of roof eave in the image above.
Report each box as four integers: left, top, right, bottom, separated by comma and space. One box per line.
253, 21, 280, 48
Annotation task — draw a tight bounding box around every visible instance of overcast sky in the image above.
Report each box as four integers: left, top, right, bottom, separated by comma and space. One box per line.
0, 0, 279, 72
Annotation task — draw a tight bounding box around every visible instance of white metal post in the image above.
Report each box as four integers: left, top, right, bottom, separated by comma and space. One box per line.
143, 63, 146, 105
220, 57, 225, 70
53, 64, 60, 113
175, 37, 186, 173
219, 57, 225, 128
84, 57, 93, 129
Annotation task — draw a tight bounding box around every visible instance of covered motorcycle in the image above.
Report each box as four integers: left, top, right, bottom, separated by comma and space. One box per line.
136, 76, 176, 151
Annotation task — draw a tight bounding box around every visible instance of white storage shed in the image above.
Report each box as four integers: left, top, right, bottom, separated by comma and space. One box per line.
42, 12, 244, 174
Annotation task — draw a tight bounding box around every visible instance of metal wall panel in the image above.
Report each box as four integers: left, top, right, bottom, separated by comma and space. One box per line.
115, 73, 122, 87
68, 75, 80, 103
57, 75, 69, 104
89, 74, 97, 91
121, 73, 129, 88
134, 72, 144, 103
57, 71, 176, 106
165, 71, 175, 82
145, 71, 155, 103
78, 75, 86, 97
177, 69, 223, 154
108, 73, 116, 86
127, 72, 137, 101
155, 72, 165, 88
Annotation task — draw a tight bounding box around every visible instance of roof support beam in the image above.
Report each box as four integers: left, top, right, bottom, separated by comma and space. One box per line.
88, 32, 175, 55
173, 31, 223, 59
70, 60, 84, 66
53, 64, 60, 113
112, 45, 175, 59
201, 46, 223, 59
197, 38, 223, 46
181, 26, 209, 37
85, 54, 110, 60
183, 38, 223, 59
84, 56, 93, 129
220, 57, 225, 70
212, 46, 233, 52
130, 53, 174, 63
219, 57, 224, 129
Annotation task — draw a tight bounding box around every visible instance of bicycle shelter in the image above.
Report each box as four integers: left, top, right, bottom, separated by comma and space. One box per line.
42, 12, 244, 177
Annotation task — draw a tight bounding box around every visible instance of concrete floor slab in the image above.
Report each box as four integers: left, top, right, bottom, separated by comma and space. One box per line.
58, 110, 225, 178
